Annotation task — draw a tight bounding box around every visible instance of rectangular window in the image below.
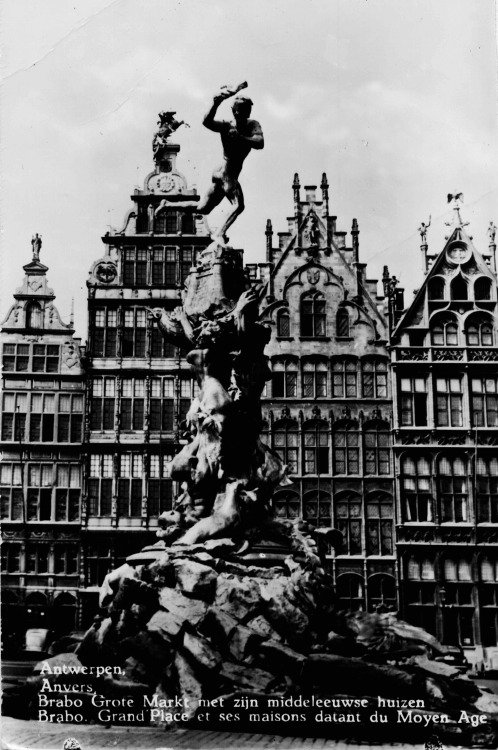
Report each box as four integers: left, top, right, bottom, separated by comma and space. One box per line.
120, 379, 145, 430
303, 429, 329, 474
435, 378, 463, 427
1, 392, 27, 441
2, 343, 30, 372
333, 428, 359, 475
362, 360, 388, 398
118, 453, 143, 517
88, 455, 114, 516
272, 361, 298, 398
400, 377, 427, 426
302, 362, 328, 398
472, 377, 498, 427
33, 345, 60, 373
91, 377, 115, 431
93, 308, 118, 357
123, 247, 147, 286
332, 361, 357, 398
150, 377, 175, 431
438, 457, 468, 523
122, 308, 147, 357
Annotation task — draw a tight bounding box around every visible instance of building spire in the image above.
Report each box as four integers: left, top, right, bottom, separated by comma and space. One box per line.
31, 233, 42, 262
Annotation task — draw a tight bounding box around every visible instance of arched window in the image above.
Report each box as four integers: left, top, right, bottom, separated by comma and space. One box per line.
332, 359, 357, 398
401, 455, 433, 522
273, 420, 299, 475
451, 275, 468, 300
368, 574, 397, 612
334, 491, 362, 554
302, 360, 327, 397
303, 421, 329, 474
333, 421, 359, 475
362, 359, 388, 398
465, 315, 493, 346
428, 277, 445, 300
474, 277, 492, 301
364, 423, 390, 475
300, 292, 326, 337
272, 490, 300, 520
480, 557, 498, 582
26, 301, 43, 329
336, 307, 350, 337
438, 456, 468, 522
336, 574, 365, 611
277, 309, 290, 337
303, 490, 331, 526
366, 492, 393, 555
271, 359, 298, 398
431, 315, 458, 346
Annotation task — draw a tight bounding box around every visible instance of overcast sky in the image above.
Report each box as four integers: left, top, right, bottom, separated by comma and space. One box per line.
1, 0, 497, 340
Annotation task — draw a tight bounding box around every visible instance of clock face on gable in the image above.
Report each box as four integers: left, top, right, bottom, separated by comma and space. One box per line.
446, 245, 470, 263
147, 173, 179, 194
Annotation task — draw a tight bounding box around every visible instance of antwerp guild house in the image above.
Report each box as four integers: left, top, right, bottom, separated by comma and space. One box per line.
1, 126, 498, 668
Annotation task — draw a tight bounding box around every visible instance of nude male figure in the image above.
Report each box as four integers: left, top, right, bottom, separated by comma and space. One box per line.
156, 86, 264, 242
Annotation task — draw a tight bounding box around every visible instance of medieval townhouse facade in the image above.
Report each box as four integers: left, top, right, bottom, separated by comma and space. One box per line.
81, 127, 211, 623
390, 201, 498, 667
256, 175, 396, 613
1, 239, 85, 639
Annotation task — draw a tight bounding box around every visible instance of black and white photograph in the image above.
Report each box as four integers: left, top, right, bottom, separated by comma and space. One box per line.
1, 1, 498, 748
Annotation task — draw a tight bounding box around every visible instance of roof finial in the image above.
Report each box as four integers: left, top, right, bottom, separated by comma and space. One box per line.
31, 233, 42, 261
488, 221, 497, 246
418, 215, 431, 245
445, 193, 468, 230
70, 297, 75, 328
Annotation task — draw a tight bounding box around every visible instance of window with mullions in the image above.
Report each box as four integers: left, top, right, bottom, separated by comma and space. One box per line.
272, 359, 297, 398
179, 379, 195, 427
55, 464, 80, 522
465, 316, 494, 346
400, 377, 427, 426
405, 555, 437, 635
402, 456, 433, 522
332, 359, 357, 398
181, 213, 196, 234
26, 464, 53, 521
362, 360, 388, 398
438, 456, 468, 522
85, 542, 113, 587
2, 343, 30, 372
57, 394, 83, 442
151, 325, 177, 358
88, 454, 114, 516
93, 308, 118, 357
366, 493, 393, 555
0, 464, 23, 521
477, 457, 498, 523
336, 307, 350, 338
277, 310, 290, 337
33, 344, 60, 373
1, 392, 27, 441
152, 246, 177, 286
472, 377, 498, 427
364, 425, 390, 475
431, 316, 458, 346
442, 557, 474, 646
303, 422, 329, 474
480, 557, 498, 647
435, 377, 463, 427
122, 309, 147, 357
303, 491, 331, 526
272, 490, 300, 520
123, 247, 147, 286
334, 492, 362, 554
148, 454, 173, 516
25, 544, 49, 574
150, 377, 175, 431
117, 454, 143, 517
180, 247, 195, 284
53, 545, 78, 575
1, 543, 22, 573
121, 379, 145, 431
90, 377, 116, 431
333, 422, 359, 475
29, 393, 55, 442
336, 574, 365, 611
273, 422, 299, 475
302, 360, 327, 397
300, 292, 326, 337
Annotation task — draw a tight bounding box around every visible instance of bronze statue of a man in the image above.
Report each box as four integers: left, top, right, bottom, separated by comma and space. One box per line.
156, 84, 264, 242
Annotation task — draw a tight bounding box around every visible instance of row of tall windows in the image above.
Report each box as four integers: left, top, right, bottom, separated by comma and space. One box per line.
276, 296, 355, 339
401, 455, 497, 523
2, 344, 60, 373
270, 420, 390, 476
273, 490, 393, 556
335, 573, 397, 612
1, 542, 79, 575
399, 375, 498, 427
87, 452, 173, 517
428, 274, 492, 302
270, 358, 388, 399
92, 307, 181, 358
429, 315, 494, 347
1, 391, 83, 443
121, 245, 197, 287
90, 376, 195, 431
0, 462, 81, 522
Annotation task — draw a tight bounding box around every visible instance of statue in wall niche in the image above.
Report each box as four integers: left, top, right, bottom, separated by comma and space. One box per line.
155, 82, 264, 242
